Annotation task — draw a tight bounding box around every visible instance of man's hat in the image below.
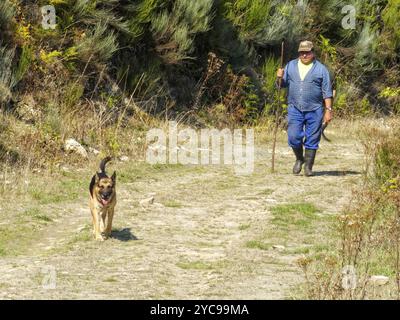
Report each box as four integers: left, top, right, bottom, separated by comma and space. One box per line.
298, 40, 314, 52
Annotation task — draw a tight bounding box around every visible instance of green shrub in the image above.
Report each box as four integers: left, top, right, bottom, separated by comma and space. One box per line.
151, 0, 214, 64
125, 0, 162, 40
261, 56, 280, 96
77, 22, 118, 65
382, 0, 400, 48
15, 45, 33, 83
64, 82, 85, 109
0, 0, 15, 31
372, 131, 400, 184
0, 46, 16, 104
224, 0, 309, 46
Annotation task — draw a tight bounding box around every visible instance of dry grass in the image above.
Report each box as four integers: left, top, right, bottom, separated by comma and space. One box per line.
299, 117, 400, 300
0, 117, 367, 299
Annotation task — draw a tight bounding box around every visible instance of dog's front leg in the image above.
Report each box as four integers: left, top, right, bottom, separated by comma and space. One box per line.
90, 207, 96, 236
99, 211, 107, 240
91, 206, 102, 241
105, 208, 114, 238
93, 210, 105, 241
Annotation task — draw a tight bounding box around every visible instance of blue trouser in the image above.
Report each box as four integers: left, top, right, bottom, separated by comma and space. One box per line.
287, 105, 323, 150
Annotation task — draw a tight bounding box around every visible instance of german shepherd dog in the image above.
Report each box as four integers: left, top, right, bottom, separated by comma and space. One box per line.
89, 157, 117, 241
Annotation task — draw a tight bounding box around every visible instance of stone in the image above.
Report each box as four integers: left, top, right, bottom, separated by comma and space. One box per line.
16, 95, 41, 123
88, 147, 100, 155
140, 197, 155, 206
369, 275, 389, 286
119, 155, 129, 162
64, 139, 88, 158
61, 166, 70, 172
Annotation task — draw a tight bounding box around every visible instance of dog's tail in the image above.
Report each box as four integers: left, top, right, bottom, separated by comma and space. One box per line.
99, 156, 112, 173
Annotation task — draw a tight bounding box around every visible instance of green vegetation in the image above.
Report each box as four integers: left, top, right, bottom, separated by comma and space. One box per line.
177, 259, 228, 270
0, 1, 399, 299
0, 1, 399, 167
245, 240, 271, 250
24, 208, 53, 222
271, 203, 320, 230
238, 223, 251, 230
164, 200, 183, 208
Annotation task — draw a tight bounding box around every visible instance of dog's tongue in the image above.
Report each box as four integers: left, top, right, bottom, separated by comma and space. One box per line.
101, 199, 110, 206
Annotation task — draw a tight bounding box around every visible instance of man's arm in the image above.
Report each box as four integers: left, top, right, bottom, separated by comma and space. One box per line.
323, 98, 333, 124
324, 98, 333, 110
322, 67, 333, 124
276, 64, 289, 88
321, 67, 333, 100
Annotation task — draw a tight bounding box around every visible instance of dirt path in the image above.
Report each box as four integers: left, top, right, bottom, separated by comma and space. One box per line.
0, 129, 363, 299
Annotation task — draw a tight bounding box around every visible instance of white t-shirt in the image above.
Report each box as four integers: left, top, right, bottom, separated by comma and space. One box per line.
298, 60, 314, 81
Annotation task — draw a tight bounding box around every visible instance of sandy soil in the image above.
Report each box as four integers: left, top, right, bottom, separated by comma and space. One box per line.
0, 127, 364, 299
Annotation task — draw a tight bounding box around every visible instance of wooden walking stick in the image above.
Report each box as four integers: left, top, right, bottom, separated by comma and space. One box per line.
271, 39, 285, 173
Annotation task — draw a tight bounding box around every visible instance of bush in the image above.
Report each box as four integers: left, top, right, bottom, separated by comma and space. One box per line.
224, 0, 309, 46
382, 0, 400, 49
0, 46, 16, 104
150, 0, 214, 64
300, 121, 400, 300
77, 22, 118, 65
0, 0, 15, 31
1, 0, 400, 168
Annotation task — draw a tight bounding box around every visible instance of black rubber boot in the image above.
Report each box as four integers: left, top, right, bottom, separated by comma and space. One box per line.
292, 147, 304, 174
304, 149, 317, 177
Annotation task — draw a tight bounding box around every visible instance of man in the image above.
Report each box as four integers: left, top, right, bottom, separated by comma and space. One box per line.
277, 40, 333, 176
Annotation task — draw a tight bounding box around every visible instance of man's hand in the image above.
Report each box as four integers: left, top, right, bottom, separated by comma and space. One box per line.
277, 68, 284, 78
323, 109, 333, 125
323, 98, 333, 125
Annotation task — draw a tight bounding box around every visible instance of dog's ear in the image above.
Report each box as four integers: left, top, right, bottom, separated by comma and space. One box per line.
111, 171, 116, 184
95, 172, 100, 184
89, 174, 96, 197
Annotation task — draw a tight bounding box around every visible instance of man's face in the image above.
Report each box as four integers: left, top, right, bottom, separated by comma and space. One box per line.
299, 51, 315, 65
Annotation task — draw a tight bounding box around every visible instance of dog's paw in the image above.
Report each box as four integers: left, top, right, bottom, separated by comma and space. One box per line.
101, 232, 108, 240
95, 234, 105, 241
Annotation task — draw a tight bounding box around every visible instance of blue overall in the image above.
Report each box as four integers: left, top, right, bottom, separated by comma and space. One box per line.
280, 59, 333, 150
